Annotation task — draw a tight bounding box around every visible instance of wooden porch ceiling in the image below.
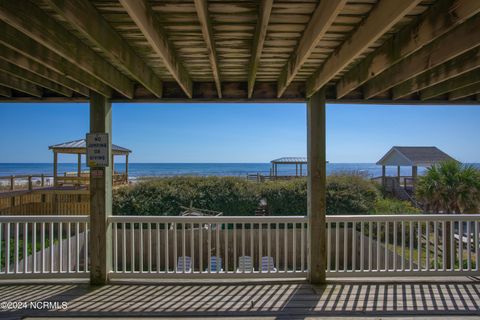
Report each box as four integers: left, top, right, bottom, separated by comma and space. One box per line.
1, 0, 480, 104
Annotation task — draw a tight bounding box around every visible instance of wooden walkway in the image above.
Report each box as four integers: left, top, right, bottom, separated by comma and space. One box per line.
1, 278, 480, 319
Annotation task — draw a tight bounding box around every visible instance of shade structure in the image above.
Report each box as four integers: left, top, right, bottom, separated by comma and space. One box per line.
49, 139, 131, 155
377, 146, 457, 167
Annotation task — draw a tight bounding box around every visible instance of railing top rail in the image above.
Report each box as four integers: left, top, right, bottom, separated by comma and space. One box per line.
109, 215, 308, 223
0, 215, 89, 223
0, 174, 54, 179
326, 214, 480, 222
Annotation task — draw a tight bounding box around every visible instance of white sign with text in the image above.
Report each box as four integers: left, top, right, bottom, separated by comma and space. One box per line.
86, 133, 109, 167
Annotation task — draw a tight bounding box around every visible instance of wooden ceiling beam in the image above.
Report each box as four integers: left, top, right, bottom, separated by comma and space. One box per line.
363, 14, 480, 99
277, 0, 346, 98
420, 68, 480, 100
393, 48, 480, 99
336, 0, 480, 99
0, 73, 42, 97
0, 59, 73, 97
0, 85, 12, 98
248, 0, 273, 99
45, 0, 163, 98
0, 0, 133, 98
306, 0, 421, 98
449, 81, 480, 100
194, 0, 221, 98
0, 22, 112, 98
120, 0, 193, 98
0, 44, 89, 97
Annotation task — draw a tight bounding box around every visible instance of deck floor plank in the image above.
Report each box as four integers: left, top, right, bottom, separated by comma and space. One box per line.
0, 280, 479, 319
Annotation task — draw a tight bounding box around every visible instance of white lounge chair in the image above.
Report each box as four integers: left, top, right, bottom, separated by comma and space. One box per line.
261, 256, 277, 272
177, 256, 192, 273
205, 256, 223, 272
237, 256, 254, 272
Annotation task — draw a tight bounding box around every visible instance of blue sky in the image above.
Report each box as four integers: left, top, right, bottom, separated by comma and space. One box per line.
0, 102, 479, 163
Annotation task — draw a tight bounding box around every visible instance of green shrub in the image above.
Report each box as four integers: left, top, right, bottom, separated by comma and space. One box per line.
373, 198, 422, 214
114, 174, 387, 216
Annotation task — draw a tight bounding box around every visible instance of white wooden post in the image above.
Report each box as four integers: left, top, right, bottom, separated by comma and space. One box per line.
307, 87, 326, 284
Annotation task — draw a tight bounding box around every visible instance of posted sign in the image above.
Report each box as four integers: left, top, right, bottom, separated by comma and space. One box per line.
86, 133, 109, 167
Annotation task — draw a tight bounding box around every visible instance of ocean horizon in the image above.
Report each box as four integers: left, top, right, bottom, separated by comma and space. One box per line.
1, 162, 480, 179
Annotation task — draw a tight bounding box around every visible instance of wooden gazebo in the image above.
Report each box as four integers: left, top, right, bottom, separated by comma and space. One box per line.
1, 0, 479, 285
271, 157, 307, 178
49, 139, 131, 186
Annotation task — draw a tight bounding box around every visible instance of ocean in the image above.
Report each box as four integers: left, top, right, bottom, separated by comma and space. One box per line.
3, 163, 479, 180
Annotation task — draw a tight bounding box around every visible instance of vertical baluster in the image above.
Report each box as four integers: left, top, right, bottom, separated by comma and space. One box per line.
368, 221, 372, 272
360, 221, 364, 272
475, 221, 479, 271
198, 223, 202, 273
450, 220, 454, 271
459, 221, 463, 271
393, 221, 397, 271
258, 223, 263, 273
467, 221, 471, 271
165, 223, 169, 273
417, 221, 422, 271
23, 223, 28, 274
299, 222, 303, 272
401, 221, 405, 272
6, 223, 10, 274
434, 221, 438, 271
409, 221, 413, 271
352, 222, 356, 272
157, 223, 161, 273
192, 223, 195, 274
233, 224, 237, 272
174, 223, 178, 273
67, 223, 71, 273
384, 222, 388, 272
58, 222, 62, 273
343, 222, 347, 272
0, 223, 2, 274
76, 222, 80, 273
41, 222, 45, 273
376, 222, 380, 272
114, 222, 118, 273
32, 222, 36, 273
267, 223, 272, 273
335, 222, 339, 272
216, 222, 220, 274
224, 223, 228, 273
284, 223, 288, 272
207, 223, 211, 274
131, 222, 135, 272
442, 221, 446, 271
327, 222, 331, 272
13, 223, 19, 274
250, 223, 254, 270
122, 223, 126, 273
182, 223, 186, 274
50, 222, 54, 273
139, 222, 144, 273
426, 221, 430, 270
241, 223, 245, 273
85, 222, 88, 272
276, 223, 279, 273
293, 223, 296, 273
148, 223, 152, 273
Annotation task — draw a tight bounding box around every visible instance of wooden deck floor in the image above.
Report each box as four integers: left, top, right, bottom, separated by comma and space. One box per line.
1, 278, 480, 319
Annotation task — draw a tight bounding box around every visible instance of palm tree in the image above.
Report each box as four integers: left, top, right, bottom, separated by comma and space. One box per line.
416, 160, 480, 267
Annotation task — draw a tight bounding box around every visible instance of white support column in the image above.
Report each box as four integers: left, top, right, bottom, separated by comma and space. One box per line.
89, 91, 113, 285
307, 87, 326, 284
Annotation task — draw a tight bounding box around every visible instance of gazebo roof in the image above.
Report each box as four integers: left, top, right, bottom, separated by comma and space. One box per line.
49, 139, 131, 155
376, 146, 457, 167
271, 157, 307, 164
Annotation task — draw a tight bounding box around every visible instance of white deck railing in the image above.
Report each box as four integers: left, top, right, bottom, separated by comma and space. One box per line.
0, 214, 479, 281
326, 214, 479, 276
0, 215, 89, 279
108, 215, 308, 278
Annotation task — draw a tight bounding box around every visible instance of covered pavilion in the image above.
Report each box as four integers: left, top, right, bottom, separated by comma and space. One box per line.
0, 0, 479, 288
270, 157, 307, 178
48, 138, 131, 187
